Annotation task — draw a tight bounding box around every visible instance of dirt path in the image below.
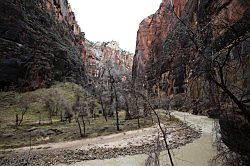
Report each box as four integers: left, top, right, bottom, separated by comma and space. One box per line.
12, 125, 160, 152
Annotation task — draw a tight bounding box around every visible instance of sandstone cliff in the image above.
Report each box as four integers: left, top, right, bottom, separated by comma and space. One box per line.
132, 0, 188, 86
84, 40, 133, 80
0, 0, 87, 90
133, 0, 249, 99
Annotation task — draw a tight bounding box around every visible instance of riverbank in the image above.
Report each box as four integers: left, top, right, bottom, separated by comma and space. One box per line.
0, 118, 200, 166
59, 111, 219, 166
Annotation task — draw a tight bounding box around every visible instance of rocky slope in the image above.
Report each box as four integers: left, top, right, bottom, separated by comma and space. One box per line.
84, 40, 133, 80
0, 0, 87, 90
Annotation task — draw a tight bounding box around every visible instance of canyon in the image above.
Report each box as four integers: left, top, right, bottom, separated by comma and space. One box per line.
0, 0, 249, 165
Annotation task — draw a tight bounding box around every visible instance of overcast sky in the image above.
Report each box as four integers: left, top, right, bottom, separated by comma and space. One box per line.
68, 0, 162, 53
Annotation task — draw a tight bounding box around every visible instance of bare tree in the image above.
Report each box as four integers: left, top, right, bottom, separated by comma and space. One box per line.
99, 91, 108, 122
44, 97, 54, 124
123, 84, 174, 166
72, 93, 90, 137
134, 94, 141, 128
76, 117, 83, 137
124, 94, 132, 120
138, 91, 174, 166
43, 88, 67, 124
110, 72, 120, 131
15, 95, 32, 126
72, 94, 83, 137
79, 103, 88, 137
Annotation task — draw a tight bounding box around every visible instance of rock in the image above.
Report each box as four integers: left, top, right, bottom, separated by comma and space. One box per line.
132, 0, 187, 87
132, 0, 250, 111
0, 0, 87, 91
2, 133, 14, 138
27, 127, 39, 132
48, 129, 63, 135
84, 40, 133, 79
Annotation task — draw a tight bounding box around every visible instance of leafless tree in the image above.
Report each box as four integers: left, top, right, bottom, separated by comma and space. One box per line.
43, 88, 66, 124
108, 69, 120, 131
72, 94, 83, 137
124, 94, 132, 120
139, 91, 174, 166
72, 92, 91, 137
122, 84, 174, 166
15, 95, 33, 126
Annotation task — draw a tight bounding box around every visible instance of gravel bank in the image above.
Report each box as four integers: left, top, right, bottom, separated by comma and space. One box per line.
0, 121, 200, 166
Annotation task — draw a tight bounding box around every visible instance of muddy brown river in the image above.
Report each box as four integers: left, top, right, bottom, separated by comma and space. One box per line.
58, 111, 220, 166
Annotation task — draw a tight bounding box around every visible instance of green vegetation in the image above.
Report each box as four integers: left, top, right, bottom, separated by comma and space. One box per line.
0, 82, 174, 149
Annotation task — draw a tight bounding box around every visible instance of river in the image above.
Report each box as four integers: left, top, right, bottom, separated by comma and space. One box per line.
57, 111, 220, 166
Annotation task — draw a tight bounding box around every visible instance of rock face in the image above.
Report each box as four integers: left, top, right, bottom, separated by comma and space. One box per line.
132, 0, 188, 86
0, 0, 87, 90
133, 0, 250, 97
84, 40, 133, 80
132, 0, 250, 157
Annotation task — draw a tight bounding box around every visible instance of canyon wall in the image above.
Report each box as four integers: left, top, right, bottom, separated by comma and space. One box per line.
132, 0, 188, 87
133, 0, 250, 99
84, 41, 133, 80
133, 0, 250, 156
0, 0, 87, 90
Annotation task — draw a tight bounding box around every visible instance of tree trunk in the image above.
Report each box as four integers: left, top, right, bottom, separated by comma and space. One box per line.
18, 111, 26, 126
109, 84, 114, 117
135, 97, 140, 128
125, 97, 132, 120
114, 86, 120, 131
49, 110, 53, 124
76, 118, 83, 137
81, 116, 86, 136
87, 118, 90, 125
60, 110, 63, 122
39, 112, 41, 125
111, 79, 120, 131
15, 114, 19, 127
50, 116, 53, 125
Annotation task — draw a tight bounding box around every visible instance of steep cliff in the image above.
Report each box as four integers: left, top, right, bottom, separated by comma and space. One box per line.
133, 0, 250, 98
0, 0, 87, 90
84, 40, 133, 80
133, 0, 250, 157
132, 0, 188, 86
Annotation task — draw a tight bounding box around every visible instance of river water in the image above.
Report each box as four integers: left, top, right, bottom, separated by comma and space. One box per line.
58, 111, 220, 166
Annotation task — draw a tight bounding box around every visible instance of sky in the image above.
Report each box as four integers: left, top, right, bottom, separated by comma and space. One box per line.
68, 0, 162, 53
